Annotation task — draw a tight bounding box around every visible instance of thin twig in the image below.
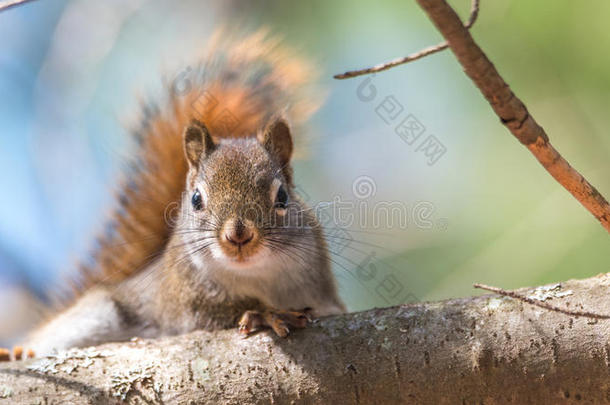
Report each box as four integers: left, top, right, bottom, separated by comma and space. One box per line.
474, 283, 610, 320
334, 0, 480, 79
414, 0, 610, 232
340, 0, 610, 232
0, 0, 38, 13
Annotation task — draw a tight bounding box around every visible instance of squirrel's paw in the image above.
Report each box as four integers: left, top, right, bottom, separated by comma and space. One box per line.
238, 308, 313, 338
0, 346, 35, 362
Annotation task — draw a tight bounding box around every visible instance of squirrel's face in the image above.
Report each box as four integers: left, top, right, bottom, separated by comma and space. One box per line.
180, 118, 305, 272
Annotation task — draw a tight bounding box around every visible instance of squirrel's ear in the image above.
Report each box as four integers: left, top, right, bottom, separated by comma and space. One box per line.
258, 117, 293, 167
183, 120, 216, 169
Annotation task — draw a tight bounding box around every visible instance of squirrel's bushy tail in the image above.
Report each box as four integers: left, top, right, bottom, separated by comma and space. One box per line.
78, 28, 321, 288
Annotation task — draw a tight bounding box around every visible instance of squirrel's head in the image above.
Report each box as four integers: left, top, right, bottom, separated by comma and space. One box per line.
179, 117, 307, 272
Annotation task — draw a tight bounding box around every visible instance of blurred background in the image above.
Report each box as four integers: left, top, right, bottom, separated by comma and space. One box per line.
1, 0, 609, 345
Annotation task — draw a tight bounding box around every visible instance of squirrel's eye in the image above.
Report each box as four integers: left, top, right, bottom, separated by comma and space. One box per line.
192, 189, 203, 211
274, 185, 288, 209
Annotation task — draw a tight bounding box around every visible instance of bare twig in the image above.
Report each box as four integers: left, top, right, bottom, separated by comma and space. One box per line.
336, 0, 610, 232
333, 0, 480, 79
333, 42, 449, 80
413, 0, 610, 232
0, 0, 38, 13
474, 283, 610, 320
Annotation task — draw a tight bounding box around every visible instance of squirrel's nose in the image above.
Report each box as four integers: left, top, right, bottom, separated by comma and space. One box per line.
224, 220, 254, 247
225, 231, 253, 246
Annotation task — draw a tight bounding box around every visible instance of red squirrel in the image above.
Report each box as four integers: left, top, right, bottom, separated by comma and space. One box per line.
1, 29, 345, 361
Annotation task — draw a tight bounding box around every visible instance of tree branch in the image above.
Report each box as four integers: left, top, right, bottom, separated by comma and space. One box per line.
474, 282, 610, 319
0, 0, 38, 13
335, 0, 610, 233
334, 0, 480, 79
413, 0, 610, 232
1, 274, 610, 404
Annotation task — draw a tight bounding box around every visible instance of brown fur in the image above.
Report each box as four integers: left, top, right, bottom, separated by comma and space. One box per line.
79, 29, 320, 290
0, 30, 343, 358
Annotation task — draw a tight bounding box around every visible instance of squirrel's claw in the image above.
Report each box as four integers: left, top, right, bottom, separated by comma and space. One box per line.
238, 310, 265, 337
238, 308, 312, 338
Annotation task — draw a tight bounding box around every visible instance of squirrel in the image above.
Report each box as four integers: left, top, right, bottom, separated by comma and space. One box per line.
0, 29, 345, 361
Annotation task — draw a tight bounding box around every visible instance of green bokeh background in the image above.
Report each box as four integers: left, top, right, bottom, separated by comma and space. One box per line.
261, 0, 610, 309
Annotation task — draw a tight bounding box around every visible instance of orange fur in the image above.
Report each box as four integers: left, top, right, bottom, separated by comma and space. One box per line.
78, 29, 321, 289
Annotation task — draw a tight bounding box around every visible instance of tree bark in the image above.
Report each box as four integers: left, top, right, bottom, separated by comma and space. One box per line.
1, 274, 610, 404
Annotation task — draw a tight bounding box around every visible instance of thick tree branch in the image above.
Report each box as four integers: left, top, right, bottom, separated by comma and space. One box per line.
2, 274, 610, 404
